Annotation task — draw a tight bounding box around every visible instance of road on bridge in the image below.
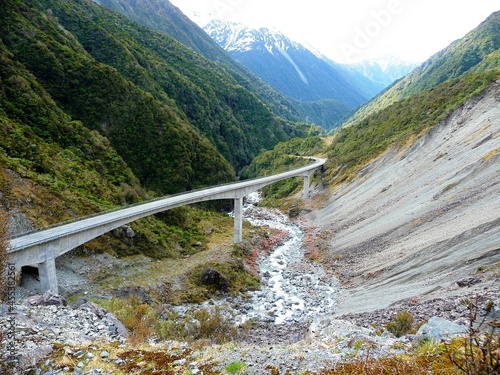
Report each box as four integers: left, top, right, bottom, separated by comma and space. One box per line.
8, 157, 326, 293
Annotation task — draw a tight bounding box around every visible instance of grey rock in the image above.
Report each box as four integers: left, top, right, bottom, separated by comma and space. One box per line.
104, 313, 129, 338
112, 225, 135, 239
78, 302, 107, 319
27, 290, 67, 306
456, 277, 482, 287
414, 317, 467, 343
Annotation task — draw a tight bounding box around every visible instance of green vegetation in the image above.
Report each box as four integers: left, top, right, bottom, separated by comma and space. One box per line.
35, 0, 308, 172
0, 0, 235, 194
386, 311, 415, 338
225, 361, 248, 373
345, 11, 500, 126
0, 209, 8, 300
179, 261, 260, 304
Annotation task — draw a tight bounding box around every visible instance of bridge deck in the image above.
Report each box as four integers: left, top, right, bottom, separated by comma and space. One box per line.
7, 157, 325, 293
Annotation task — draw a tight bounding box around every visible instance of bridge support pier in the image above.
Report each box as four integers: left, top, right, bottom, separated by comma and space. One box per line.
303, 175, 311, 199
38, 258, 58, 294
234, 197, 243, 243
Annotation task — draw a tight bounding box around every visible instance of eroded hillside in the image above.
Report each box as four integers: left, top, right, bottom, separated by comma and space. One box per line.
306, 81, 500, 313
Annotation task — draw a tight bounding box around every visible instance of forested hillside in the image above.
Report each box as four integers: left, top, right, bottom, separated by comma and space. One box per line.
0, 0, 312, 187
0, 0, 313, 259
93, 0, 350, 129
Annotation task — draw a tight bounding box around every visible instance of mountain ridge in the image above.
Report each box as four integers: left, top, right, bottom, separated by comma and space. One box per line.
344, 10, 500, 127
204, 19, 377, 107
91, 0, 334, 128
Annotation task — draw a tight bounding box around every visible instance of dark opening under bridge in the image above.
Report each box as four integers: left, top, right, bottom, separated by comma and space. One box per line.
8, 158, 325, 294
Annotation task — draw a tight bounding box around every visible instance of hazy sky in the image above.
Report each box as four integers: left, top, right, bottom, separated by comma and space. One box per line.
169, 0, 499, 64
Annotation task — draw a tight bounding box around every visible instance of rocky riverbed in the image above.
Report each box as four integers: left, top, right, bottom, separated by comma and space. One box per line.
2, 289, 498, 375
2, 189, 498, 374
229, 193, 339, 326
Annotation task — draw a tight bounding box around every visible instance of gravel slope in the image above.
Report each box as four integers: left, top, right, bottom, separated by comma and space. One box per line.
305, 81, 500, 314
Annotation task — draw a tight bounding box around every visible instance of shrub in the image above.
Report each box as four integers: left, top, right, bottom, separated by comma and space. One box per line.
95, 296, 158, 344
157, 305, 237, 344
386, 311, 414, 337
447, 297, 499, 375
225, 361, 248, 373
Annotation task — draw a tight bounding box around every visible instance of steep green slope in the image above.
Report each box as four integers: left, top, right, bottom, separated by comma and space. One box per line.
93, 0, 343, 129
0, 37, 234, 259
1, 0, 236, 194
345, 11, 500, 127
46, 0, 308, 169
0, 38, 143, 218
94, 0, 236, 65
2, 0, 309, 181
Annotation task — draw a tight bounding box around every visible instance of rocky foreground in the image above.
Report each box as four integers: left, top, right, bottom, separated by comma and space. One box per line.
1, 275, 498, 375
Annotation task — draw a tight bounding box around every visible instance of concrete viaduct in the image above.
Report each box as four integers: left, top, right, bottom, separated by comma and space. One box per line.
7, 158, 325, 294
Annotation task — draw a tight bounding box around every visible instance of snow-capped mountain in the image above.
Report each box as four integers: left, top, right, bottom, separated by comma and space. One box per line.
204, 20, 381, 106
349, 57, 419, 87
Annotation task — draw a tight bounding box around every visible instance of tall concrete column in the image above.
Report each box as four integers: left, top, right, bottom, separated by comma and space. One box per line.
38, 239, 59, 294
303, 174, 311, 199
234, 197, 243, 243
38, 257, 58, 294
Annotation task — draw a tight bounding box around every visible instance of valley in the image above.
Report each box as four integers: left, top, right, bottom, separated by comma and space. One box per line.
0, 0, 499, 373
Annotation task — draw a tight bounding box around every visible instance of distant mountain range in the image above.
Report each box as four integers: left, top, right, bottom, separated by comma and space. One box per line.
203, 20, 417, 128
204, 20, 378, 105
337, 56, 419, 88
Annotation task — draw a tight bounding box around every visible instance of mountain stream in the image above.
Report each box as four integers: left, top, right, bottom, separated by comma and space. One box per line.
226, 192, 339, 325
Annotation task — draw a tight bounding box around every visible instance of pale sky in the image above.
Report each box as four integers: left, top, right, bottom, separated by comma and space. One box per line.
169, 0, 500, 64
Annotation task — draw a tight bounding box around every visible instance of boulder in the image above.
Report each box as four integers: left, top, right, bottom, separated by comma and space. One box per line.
414, 317, 467, 343
456, 277, 482, 287
201, 268, 230, 293
104, 312, 129, 338
78, 302, 107, 319
112, 225, 135, 239
27, 290, 67, 306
